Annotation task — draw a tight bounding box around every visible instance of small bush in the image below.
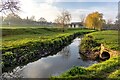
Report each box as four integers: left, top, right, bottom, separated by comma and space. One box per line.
80, 35, 100, 53
60, 66, 87, 77
51, 56, 120, 79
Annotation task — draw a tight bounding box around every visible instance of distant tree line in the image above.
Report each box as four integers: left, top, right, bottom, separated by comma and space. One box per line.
0, 0, 53, 27
1, 13, 53, 26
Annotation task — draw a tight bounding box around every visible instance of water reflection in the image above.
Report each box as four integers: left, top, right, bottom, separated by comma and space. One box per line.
2, 37, 97, 78
58, 46, 71, 59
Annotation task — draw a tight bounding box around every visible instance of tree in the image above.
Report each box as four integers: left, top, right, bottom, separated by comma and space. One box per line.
30, 16, 35, 21
38, 17, 47, 23
107, 19, 113, 25
0, 16, 4, 24
85, 12, 105, 30
54, 10, 71, 32
80, 14, 85, 25
0, 0, 20, 15
4, 13, 22, 26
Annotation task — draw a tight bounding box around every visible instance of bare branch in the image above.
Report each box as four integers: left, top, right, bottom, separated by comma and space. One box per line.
54, 9, 71, 32
80, 14, 85, 23
0, 0, 20, 15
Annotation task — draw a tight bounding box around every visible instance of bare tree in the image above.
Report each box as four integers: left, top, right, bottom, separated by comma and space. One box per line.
38, 17, 47, 23
107, 19, 113, 25
30, 16, 35, 21
0, 0, 20, 15
4, 13, 22, 26
54, 10, 71, 32
80, 14, 85, 25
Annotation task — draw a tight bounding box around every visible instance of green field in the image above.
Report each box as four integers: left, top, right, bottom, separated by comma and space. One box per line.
52, 30, 120, 79
86, 30, 119, 51
1, 28, 94, 51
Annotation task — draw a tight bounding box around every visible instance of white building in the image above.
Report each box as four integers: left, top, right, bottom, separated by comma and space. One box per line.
68, 22, 84, 28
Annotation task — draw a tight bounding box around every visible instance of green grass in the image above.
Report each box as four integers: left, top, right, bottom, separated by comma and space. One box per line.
1, 24, 52, 29
51, 56, 120, 79
51, 30, 120, 79
108, 68, 120, 79
1, 28, 94, 51
86, 30, 119, 51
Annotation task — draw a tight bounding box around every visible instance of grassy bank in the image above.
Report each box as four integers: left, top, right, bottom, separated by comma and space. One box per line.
1, 27, 95, 72
51, 30, 120, 79
2, 28, 95, 51
79, 30, 119, 60
51, 56, 120, 80
85, 30, 119, 51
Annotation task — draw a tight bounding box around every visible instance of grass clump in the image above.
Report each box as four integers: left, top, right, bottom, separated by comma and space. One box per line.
108, 69, 120, 79
59, 66, 87, 77
80, 35, 100, 53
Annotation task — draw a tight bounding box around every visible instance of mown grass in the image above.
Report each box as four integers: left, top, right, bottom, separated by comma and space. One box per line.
51, 56, 120, 80
86, 30, 119, 51
1, 28, 94, 51
1, 24, 51, 29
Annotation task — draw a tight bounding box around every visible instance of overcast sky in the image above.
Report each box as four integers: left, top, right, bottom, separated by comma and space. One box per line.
1, 0, 119, 22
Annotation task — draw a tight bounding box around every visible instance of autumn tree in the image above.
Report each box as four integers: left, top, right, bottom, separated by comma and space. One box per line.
54, 10, 71, 32
85, 12, 105, 30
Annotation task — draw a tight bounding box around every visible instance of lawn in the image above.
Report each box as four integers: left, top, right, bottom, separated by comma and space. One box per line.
86, 30, 119, 51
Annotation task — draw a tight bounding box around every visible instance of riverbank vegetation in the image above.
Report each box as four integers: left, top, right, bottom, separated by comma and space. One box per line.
80, 30, 119, 60
1, 27, 95, 72
85, 30, 119, 51
51, 56, 120, 80
51, 30, 120, 79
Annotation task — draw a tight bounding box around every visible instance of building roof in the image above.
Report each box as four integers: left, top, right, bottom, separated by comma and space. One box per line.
71, 22, 82, 24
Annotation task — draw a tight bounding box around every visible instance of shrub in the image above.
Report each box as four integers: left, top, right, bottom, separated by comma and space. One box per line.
80, 35, 100, 53
60, 66, 87, 77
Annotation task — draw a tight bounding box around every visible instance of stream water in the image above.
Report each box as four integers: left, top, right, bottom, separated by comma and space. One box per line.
2, 37, 97, 78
